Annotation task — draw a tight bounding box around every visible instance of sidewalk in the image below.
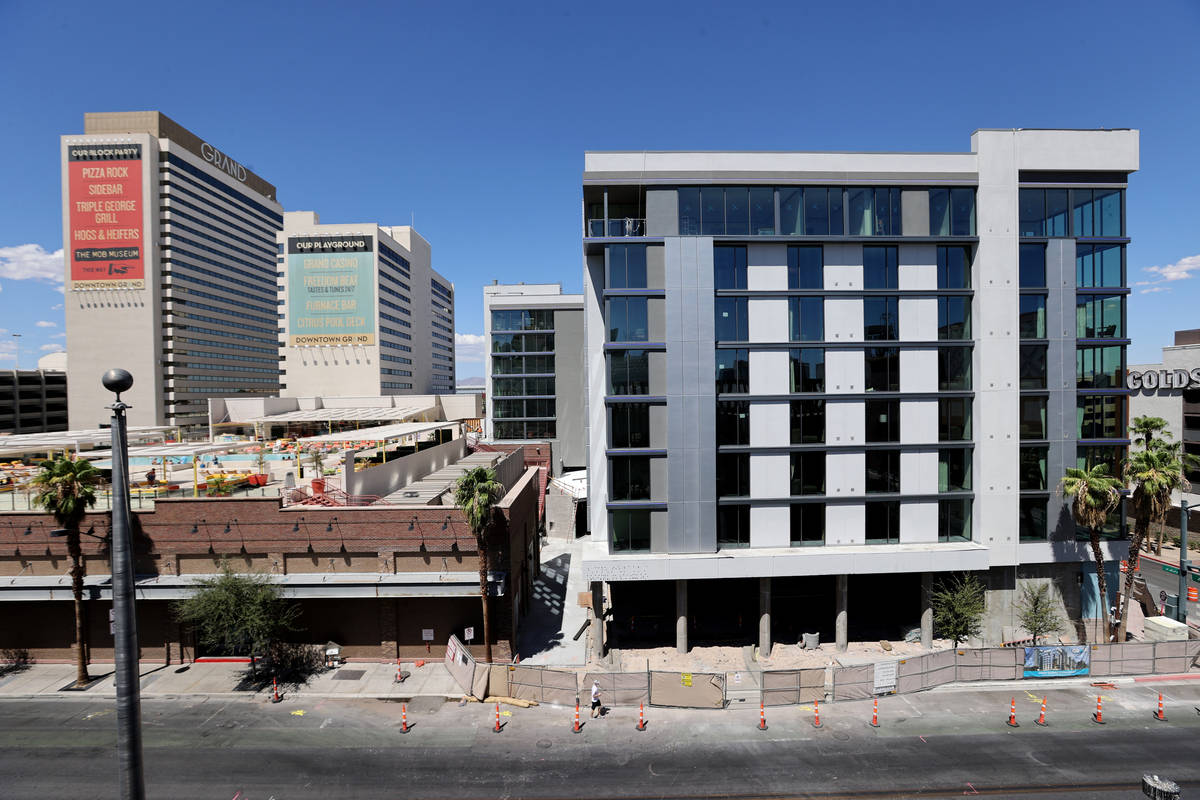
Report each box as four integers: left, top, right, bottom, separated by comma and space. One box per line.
0, 659, 461, 701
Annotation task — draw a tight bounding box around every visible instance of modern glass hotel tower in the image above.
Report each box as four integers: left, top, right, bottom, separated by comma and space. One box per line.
580, 130, 1138, 653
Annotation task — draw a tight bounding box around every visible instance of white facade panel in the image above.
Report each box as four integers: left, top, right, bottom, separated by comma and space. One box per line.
749, 350, 790, 395
750, 453, 790, 499
899, 243, 937, 290
899, 399, 938, 445
750, 401, 790, 448
901, 501, 939, 543
899, 297, 937, 341
826, 450, 864, 497
825, 297, 864, 343
826, 503, 865, 546
825, 400, 864, 445
747, 297, 788, 342
750, 505, 791, 549
747, 243, 788, 290
899, 349, 938, 393
825, 349, 863, 394
900, 449, 938, 495
823, 244, 862, 290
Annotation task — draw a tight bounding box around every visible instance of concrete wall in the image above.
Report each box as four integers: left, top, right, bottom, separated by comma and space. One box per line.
343, 437, 466, 498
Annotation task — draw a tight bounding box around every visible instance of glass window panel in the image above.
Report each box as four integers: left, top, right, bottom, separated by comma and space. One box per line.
779, 188, 803, 236
1077, 294, 1124, 338
790, 348, 824, 392
939, 498, 972, 542
1077, 445, 1125, 477
750, 187, 774, 235
1019, 498, 1048, 542
828, 188, 843, 235
715, 297, 748, 342
701, 187, 725, 236
864, 347, 900, 392
873, 188, 892, 235
611, 510, 651, 552
1096, 189, 1122, 237
678, 188, 700, 236
865, 399, 899, 443
1020, 243, 1046, 287
717, 453, 749, 497
1072, 189, 1094, 237
612, 403, 651, 448
1019, 294, 1047, 339
717, 504, 750, 548
950, 188, 975, 236
848, 188, 873, 236
788, 245, 823, 289
804, 188, 829, 236
790, 452, 825, 495
1099, 244, 1122, 287
866, 450, 900, 493
610, 350, 649, 395
938, 296, 971, 339
790, 399, 824, 444
864, 296, 898, 340
789, 297, 823, 341
865, 501, 900, 544
939, 398, 972, 440
714, 246, 747, 290
1018, 189, 1044, 237
611, 456, 651, 500
716, 400, 749, 446
937, 245, 970, 289
1046, 189, 1069, 236
930, 189, 951, 236
716, 348, 749, 393
1076, 345, 1123, 388
1019, 344, 1047, 389
725, 186, 749, 236
1019, 446, 1048, 491
626, 245, 647, 288
1019, 396, 1047, 440
790, 503, 825, 547
938, 346, 971, 391
1078, 395, 1126, 440
939, 448, 973, 492
863, 246, 898, 289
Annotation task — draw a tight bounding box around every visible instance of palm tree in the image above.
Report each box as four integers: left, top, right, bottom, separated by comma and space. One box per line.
453, 466, 504, 663
1141, 438, 1200, 555
1118, 446, 1189, 640
1129, 415, 1170, 450
31, 456, 101, 687
1058, 463, 1121, 642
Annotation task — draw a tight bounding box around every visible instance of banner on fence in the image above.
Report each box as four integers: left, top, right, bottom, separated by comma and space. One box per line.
1022, 645, 1090, 678
873, 660, 898, 694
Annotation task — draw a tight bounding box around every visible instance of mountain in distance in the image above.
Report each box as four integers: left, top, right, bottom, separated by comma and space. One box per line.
456, 376, 485, 388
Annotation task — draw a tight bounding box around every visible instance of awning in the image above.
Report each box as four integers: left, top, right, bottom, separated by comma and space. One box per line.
293, 420, 460, 445
245, 405, 437, 423
0, 427, 173, 458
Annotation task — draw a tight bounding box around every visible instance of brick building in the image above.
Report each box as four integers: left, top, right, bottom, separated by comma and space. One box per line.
0, 445, 542, 664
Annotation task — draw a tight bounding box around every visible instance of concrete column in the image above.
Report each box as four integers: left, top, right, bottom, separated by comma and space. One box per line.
675, 579, 688, 654
590, 580, 606, 659
921, 572, 933, 649
758, 576, 772, 657
835, 574, 848, 652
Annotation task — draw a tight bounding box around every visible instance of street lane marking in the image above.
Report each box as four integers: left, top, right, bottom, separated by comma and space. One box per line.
291, 710, 305, 716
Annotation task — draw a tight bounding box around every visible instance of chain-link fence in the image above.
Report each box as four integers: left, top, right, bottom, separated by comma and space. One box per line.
830, 664, 874, 700
506, 665, 578, 705
583, 671, 650, 707
649, 671, 725, 709
896, 649, 957, 693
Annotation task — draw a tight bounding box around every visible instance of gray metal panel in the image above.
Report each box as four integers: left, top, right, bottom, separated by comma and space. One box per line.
649, 403, 669, 448
646, 244, 666, 290
1044, 239, 1077, 541
648, 297, 667, 341
650, 509, 669, 552
901, 189, 929, 237
646, 189, 678, 237
651, 454, 670, 502
554, 306, 588, 472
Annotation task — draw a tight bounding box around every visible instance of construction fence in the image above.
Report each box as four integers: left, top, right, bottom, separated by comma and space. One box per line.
761, 668, 825, 706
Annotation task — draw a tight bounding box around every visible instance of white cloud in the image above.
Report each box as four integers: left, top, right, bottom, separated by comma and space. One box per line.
0, 244, 64, 284
52, 332, 66, 339
455, 332, 486, 363
51, 303, 63, 310
1140, 286, 1172, 294
35, 320, 57, 328
1136, 254, 1200, 290
40, 343, 64, 352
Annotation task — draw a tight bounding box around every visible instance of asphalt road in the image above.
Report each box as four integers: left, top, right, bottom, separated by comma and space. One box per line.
1137, 552, 1199, 626
1, 685, 1198, 800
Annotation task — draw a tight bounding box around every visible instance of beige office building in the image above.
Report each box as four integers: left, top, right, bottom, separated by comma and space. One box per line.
62, 112, 283, 432
278, 213, 455, 397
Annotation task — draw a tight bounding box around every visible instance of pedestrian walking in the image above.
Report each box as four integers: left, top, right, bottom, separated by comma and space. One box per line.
590, 680, 602, 718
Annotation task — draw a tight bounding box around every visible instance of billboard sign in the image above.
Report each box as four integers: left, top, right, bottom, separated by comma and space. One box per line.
67, 143, 145, 289
286, 236, 376, 346
1023, 645, 1089, 678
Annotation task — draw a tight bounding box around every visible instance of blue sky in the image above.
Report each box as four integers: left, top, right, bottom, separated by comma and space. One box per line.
1, 0, 1197, 378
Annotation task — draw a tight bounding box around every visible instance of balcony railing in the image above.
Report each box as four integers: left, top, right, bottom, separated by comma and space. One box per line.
587, 218, 646, 238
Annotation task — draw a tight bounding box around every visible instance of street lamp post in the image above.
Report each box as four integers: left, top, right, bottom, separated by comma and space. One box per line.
103, 368, 145, 800
1178, 500, 1190, 625
12, 333, 21, 371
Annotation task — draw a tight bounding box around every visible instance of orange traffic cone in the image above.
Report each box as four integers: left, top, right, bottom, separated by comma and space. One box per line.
758, 701, 768, 731
1092, 695, 1105, 725
1006, 697, 1018, 727
400, 703, 409, 734
493, 702, 502, 734
870, 697, 879, 728
813, 699, 822, 728
272, 676, 281, 704
636, 702, 646, 732
1035, 696, 1047, 727
572, 699, 582, 734
1154, 692, 1166, 722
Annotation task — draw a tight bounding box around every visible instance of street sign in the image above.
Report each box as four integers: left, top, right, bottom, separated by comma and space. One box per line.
464, 626, 475, 642
421, 629, 434, 642
681, 672, 693, 687
1163, 565, 1181, 575
873, 661, 898, 694
108, 609, 115, 635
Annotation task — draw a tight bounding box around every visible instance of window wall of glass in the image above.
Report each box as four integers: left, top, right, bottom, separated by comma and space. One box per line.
678, 186, 976, 237
1018, 188, 1124, 238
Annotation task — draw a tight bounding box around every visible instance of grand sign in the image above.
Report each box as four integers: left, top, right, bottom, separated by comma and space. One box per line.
1126, 368, 1200, 391
200, 141, 248, 183
67, 143, 145, 290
